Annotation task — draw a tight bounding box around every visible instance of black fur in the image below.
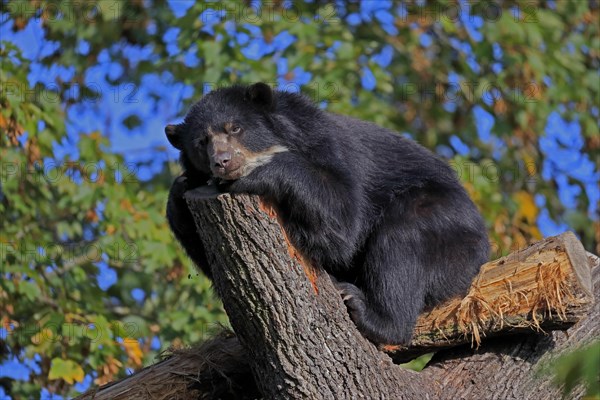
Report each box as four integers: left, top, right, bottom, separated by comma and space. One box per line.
166, 174, 212, 279
166, 83, 490, 345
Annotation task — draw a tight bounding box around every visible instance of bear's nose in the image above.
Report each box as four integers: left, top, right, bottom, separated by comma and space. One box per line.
214, 152, 232, 168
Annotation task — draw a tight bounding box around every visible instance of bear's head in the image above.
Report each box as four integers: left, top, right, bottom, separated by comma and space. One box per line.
165, 83, 287, 181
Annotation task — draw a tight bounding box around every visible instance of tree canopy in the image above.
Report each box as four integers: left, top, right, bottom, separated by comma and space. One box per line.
0, 1, 598, 398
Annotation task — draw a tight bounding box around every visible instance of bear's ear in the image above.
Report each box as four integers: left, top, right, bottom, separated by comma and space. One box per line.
247, 82, 274, 110
165, 124, 183, 150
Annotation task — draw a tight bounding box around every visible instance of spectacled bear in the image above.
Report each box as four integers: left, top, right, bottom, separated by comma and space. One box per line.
166, 83, 489, 345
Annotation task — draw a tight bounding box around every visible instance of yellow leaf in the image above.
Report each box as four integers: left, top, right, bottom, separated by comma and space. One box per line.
530, 226, 543, 241
122, 339, 143, 367
95, 356, 122, 386
90, 131, 102, 141
31, 328, 53, 346
513, 191, 538, 223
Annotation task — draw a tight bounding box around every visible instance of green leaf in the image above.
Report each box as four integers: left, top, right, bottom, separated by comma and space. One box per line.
48, 358, 85, 384
19, 281, 41, 301
122, 114, 142, 130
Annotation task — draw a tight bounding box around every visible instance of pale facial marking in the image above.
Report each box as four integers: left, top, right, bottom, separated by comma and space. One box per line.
241, 145, 289, 177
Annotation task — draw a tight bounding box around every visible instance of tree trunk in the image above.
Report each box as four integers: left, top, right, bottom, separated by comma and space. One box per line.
76, 190, 598, 400
183, 188, 426, 399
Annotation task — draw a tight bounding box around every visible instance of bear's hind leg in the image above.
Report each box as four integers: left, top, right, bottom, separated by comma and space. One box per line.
335, 224, 429, 345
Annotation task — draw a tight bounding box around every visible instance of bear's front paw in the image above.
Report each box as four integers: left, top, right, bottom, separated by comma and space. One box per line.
215, 178, 235, 193
170, 175, 189, 199
167, 175, 196, 233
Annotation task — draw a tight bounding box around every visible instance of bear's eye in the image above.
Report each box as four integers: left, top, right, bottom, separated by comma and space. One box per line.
193, 136, 208, 147
230, 125, 242, 135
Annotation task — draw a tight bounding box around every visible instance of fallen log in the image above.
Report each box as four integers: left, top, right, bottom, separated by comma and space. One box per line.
76, 191, 597, 400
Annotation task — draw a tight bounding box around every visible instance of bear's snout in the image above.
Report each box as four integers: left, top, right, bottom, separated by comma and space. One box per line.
213, 151, 232, 168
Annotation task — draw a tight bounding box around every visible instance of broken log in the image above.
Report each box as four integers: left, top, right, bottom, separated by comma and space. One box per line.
387, 230, 594, 362
422, 251, 600, 400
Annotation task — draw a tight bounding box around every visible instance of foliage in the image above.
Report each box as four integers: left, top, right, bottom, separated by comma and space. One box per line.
400, 352, 434, 372
0, 1, 598, 398
537, 340, 600, 398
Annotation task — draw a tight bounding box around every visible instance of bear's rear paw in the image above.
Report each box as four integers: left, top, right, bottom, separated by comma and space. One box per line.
331, 279, 367, 323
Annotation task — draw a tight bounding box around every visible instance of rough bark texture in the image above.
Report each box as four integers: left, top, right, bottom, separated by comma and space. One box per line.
183, 188, 426, 399
76, 191, 598, 400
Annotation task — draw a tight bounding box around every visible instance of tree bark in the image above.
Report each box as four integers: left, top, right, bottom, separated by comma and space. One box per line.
183, 188, 426, 399
76, 190, 598, 400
